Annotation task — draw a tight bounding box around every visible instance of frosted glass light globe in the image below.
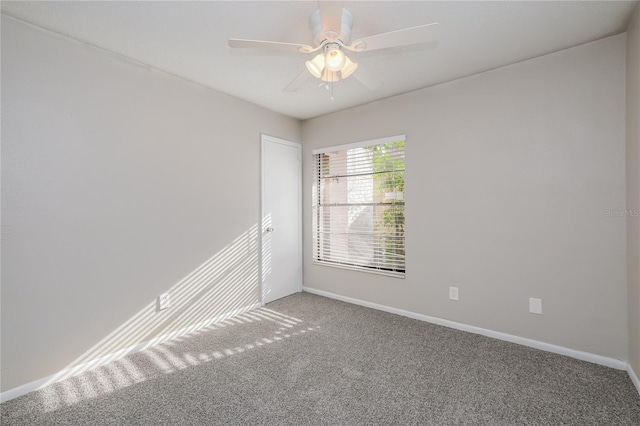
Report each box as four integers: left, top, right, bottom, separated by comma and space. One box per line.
325, 47, 346, 72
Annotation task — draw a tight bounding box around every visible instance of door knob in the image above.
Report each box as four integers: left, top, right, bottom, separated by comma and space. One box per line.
266, 227, 274, 232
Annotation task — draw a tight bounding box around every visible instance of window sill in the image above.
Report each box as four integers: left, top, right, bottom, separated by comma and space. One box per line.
313, 260, 405, 279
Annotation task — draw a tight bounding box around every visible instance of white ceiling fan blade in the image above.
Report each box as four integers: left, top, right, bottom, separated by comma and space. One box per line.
346, 23, 439, 53
283, 70, 313, 92
318, 1, 343, 40
228, 38, 314, 53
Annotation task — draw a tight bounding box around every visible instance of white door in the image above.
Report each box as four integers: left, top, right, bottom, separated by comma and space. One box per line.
261, 135, 302, 304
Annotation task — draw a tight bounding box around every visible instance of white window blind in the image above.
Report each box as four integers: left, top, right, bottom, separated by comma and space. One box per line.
313, 137, 405, 276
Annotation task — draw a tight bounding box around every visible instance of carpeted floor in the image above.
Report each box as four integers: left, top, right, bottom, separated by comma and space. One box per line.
2, 292, 639, 425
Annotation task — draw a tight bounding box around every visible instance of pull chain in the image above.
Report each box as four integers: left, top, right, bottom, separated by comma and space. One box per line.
319, 80, 336, 101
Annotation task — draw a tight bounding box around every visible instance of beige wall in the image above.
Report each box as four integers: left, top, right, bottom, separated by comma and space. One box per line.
2, 11, 635, 396
302, 35, 628, 361
0, 16, 300, 392
627, 5, 640, 381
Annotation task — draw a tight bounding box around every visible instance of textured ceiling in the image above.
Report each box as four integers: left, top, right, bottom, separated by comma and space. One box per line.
2, 1, 638, 120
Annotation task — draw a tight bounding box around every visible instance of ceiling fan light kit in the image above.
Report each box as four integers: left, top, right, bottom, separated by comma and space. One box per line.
228, 1, 439, 94
324, 44, 346, 71
340, 56, 358, 79
306, 53, 325, 78
321, 68, 340, 84
305, 42, 357, 83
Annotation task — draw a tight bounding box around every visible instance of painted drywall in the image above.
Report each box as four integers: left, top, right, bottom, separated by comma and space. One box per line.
1, 16, 300, 393
627, 5, 640, 382
302, 34, 628, 361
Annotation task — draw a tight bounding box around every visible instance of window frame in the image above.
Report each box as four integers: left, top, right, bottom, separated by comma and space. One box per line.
312, 135, 406, 279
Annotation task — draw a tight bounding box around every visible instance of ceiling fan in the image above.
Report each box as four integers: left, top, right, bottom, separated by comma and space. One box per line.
228, 1, 438, 93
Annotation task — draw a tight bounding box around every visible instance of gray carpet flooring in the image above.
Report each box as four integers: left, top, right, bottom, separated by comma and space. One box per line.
2, 292, 639, 425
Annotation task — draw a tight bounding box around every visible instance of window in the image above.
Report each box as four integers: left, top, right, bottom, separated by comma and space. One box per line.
312, 136, 405, 277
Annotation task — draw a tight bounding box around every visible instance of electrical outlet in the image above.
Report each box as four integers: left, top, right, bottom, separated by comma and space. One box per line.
529, 297, 542, 315
157, 292, 170, 311
449, 286, 459, 301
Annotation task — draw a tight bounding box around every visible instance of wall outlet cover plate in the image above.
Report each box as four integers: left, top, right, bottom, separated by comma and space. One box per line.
449, 286, 459, 301
529, 297, 542, 315
157, 293, 170, 311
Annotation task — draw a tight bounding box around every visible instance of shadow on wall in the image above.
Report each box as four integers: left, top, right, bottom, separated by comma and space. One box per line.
5, 216, 310, 412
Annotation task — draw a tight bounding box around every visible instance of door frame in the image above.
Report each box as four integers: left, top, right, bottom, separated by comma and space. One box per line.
260, 134, 303, 306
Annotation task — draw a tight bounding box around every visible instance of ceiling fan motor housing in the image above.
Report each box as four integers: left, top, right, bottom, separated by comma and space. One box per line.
310, 8, 353, 45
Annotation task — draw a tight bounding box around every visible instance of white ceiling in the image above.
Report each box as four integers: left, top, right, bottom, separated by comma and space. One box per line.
2, 1, 638, 120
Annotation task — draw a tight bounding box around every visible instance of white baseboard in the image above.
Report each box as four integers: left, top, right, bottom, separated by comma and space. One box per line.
0, 302, 261, 404
628, 364, 640, 396
302, 286, 628, 371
